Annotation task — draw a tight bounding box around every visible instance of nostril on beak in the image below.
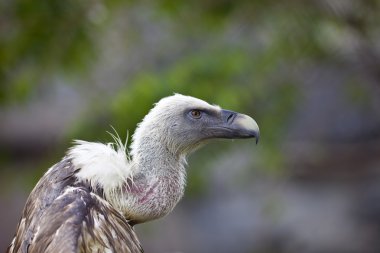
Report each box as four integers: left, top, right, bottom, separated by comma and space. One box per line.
221, 110, 237, 124
227, 113, 235, 124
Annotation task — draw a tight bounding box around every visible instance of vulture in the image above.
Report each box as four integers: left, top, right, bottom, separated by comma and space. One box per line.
7, 94, 259, 253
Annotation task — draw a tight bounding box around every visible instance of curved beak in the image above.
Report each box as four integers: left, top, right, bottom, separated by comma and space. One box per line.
206, 110, 260, 144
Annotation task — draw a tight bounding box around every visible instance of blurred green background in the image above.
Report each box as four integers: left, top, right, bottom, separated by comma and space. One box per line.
1, 0, 380, 252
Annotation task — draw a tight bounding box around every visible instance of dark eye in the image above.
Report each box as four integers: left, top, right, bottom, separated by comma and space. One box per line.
190, 109, 202, 119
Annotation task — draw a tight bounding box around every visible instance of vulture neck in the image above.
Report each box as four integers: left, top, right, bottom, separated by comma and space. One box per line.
125, 132, 187, 222
131, 133, 187, 189
130, 117, 188, 183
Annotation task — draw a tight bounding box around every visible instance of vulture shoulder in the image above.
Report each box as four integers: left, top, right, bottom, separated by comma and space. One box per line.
7, 159, 143, 253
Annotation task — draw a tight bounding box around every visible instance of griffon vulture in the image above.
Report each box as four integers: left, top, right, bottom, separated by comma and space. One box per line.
7, 94, 259, 253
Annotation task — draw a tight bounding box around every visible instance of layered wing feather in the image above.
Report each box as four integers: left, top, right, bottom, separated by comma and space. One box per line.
7, 159, 143, 253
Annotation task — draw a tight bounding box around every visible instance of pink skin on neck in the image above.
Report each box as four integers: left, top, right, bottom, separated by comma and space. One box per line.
138, 181, 159, 204
123, 179, 159, 204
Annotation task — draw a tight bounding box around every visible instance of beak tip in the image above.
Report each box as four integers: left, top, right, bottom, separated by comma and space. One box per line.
232, 113, 260, 143
253, 130, 260, 145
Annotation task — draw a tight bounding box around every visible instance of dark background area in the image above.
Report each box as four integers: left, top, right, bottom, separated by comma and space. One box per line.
1, 0, 380, 252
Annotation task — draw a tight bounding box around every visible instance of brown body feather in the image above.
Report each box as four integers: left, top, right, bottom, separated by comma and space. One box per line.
7, 159, 142, 253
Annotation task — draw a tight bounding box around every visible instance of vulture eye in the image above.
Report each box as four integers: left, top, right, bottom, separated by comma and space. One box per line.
190, 109, 202, 119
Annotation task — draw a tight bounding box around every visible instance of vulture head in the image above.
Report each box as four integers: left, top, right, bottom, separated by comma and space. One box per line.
7, 94, 259, 253
131, 94, 259, 160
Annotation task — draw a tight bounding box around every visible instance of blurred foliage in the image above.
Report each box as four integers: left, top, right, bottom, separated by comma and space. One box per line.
2, 0, 380, 192
0, 0, 112, 104
1, 1, 380, 252
2, 0, 380, 104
